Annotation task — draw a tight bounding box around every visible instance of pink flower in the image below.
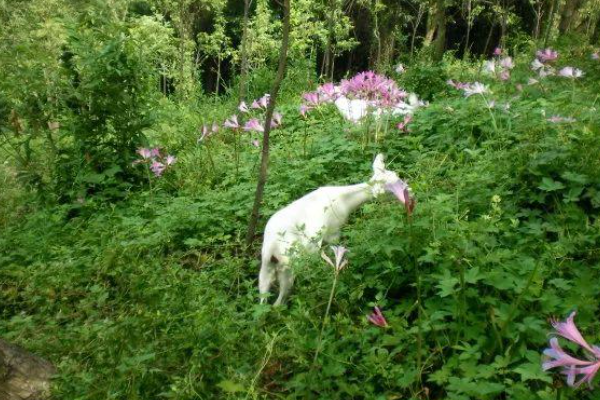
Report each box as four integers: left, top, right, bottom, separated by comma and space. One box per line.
238, 101, 249, 113
397, 114, 412, 132
252, 94, 270, 109
558, 67, 584, 78
299, 104, 311, 118
317, 83, 338, 101
385, 179, 416, 216
137, 148, 154, 159
447, 80, 469, 90
150, 161, 166, 177
244, 118, 264, 133
543, 312, 600, 388
500, 70, 511, 81
251, 139, 260, 147
462, 82, 489, 97
536, 48, 559, 63
321, 245, 348, 272
592, 52, 600, 61
543, 337, 594, 371
303, 92, 322, 107
165, 155, 176, 166
271, 111, 283, 128
493, 47, 502, 56
500, 56, 514, 70
223, 115, 240, 129
339, 71, 406, 107
367, 306, 388, 328
548, 115, 576, 123
551, 312, 600, 356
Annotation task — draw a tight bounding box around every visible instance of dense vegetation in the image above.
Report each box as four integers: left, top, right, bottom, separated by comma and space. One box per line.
2, 0, 600, 399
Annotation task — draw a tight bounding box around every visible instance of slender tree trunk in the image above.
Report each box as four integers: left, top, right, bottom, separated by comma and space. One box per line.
238, 0, 252, 102
464, 0, 472, 59
215, 55, 221, 96
245, 0, 292, 248
532, 2, 542, 39
544, 0, 560, 46
559, 0, 584, 33
321, 0, 336, 79
410, 5, 425, 60
432, 0, 446, 61
484, 21, 496, 54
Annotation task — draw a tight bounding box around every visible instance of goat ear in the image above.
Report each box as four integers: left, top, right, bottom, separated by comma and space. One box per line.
373, 154, 385, 174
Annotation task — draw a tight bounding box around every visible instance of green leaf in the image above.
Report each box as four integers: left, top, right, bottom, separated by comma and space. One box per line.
538, 177, 565, 192
217, 380, 245, 393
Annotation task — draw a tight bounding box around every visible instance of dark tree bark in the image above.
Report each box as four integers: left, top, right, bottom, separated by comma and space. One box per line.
432, 0, 447, 61
238, 0, 252, 102
0, 339, 56, 400
544, 0, 560, 46
559, 0, 585, 33
245, 0, 292, 248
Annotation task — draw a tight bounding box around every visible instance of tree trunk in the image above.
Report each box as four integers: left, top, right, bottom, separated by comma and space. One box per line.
559, 0, 584, 33
0, 339, 56, 400
245, 0, 292, 248
321, 0, 336, 79
432, 0, 446, 61
410, 5, 425, 60
464, 0, 472, 59
544, 0, 560, 46
238, 0, 252, 102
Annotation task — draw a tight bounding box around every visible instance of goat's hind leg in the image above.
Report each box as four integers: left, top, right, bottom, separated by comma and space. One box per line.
258, 259, 276, 304
274, 263, 294, 306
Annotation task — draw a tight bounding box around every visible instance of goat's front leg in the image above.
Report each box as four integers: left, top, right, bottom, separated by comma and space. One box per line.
274, 267, 294, 306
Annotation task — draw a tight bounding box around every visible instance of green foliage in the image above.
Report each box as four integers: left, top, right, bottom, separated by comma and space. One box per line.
400, 63, 450, 100
3, 1, 600, 399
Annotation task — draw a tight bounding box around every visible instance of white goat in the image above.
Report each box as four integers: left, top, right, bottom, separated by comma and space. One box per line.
259, 154, 412, 305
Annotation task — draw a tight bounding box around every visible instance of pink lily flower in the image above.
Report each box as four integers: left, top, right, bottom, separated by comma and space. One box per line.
317, 83, 338, 101
223, 115, 240, 129
536, 48, 559, 63
500, 56, 514, 70
385, 179, 415, 216
244, 118, 265, 133
137, 148, 154, 159
500, 70, 511, 81
493, 47, 502, 56
321, 245, 348, 273
238, 101, 249, 113
150, 161, 166, 177
397, 114, 412, 133
251, 139, 260, 147
544, 312, 600, 388
271, 111, 283, 128
551, 312, 600, 356
251, 99, 261, 109
558, 67, 584, 78
367, 306, 389, 328
165, 155, 176, 166
303, 92, 321, 107
299, 104, 311, 118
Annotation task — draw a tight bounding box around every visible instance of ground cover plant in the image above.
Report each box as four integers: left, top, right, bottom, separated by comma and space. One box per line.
2, 0, 600, 399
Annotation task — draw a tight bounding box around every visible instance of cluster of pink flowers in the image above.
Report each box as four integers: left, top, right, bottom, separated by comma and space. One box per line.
135, 147, 176, 177
299, 83, 341, 117
543, 312, 600, 388
531, 48, 559, 78
447, 81, 489, 97
200, 94, 283, 148
483, 49, 515, 81
339, 71, 407, 107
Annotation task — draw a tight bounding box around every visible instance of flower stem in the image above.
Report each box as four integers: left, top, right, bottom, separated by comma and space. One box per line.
313, 272, 339, 365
